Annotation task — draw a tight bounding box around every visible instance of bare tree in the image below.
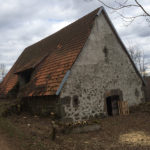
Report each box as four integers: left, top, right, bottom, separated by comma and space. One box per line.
128, 44, 147, 77
85, 0, 150, 25
0, 64, 6, 82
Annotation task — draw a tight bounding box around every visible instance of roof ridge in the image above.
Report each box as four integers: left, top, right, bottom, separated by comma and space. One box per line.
26, 7, 101, 49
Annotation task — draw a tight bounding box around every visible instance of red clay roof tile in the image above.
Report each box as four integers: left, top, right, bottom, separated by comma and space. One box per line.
0, 8, 100, 97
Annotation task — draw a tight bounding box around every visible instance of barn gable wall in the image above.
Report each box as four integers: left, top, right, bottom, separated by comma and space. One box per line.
59, 12, 144, 121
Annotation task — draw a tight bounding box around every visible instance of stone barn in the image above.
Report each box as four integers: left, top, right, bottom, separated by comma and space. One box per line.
0, 7, 145, 121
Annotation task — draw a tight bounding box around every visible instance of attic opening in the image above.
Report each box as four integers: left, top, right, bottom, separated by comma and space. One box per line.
17, 68, 33, 87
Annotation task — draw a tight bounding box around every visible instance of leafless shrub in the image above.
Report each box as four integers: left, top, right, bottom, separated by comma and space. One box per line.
0, 64, 6, 82
85, 0, 150, 25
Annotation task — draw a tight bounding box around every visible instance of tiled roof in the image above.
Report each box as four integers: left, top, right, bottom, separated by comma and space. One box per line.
0, 8, 100, 97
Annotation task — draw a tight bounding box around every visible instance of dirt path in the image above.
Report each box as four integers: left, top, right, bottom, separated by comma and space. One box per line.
0, 135, 11, 150
1, 102, 150, 150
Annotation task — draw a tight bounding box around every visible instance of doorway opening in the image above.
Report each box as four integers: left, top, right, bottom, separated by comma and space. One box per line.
106, 95, 120, 116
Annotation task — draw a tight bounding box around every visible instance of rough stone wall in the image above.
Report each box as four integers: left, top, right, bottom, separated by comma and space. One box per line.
59, 13, 144, 121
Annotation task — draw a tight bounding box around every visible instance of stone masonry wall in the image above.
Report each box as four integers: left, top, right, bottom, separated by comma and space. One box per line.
59, 13, 144, 121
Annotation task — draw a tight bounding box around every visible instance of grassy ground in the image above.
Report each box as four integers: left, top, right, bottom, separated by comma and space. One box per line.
1, 101, 150, 150
0, 100, 48, 150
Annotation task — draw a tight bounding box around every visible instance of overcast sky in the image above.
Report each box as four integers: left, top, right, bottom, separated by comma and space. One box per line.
0, 0, 150, 73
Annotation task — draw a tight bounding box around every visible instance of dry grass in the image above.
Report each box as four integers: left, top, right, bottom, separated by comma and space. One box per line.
119, 131, 150, 146
1, 101, 150, 150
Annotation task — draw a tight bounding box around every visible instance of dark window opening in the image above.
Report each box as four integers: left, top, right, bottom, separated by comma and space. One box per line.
73, 95, 79, 107
103, 47, 109, 62
103, 47, 108, 58
18, 69, 33, 86
106, 95, 119, 116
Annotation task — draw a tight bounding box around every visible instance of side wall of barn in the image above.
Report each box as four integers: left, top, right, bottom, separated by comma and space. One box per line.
21, 96, 60, 117
59, 12, 144, 121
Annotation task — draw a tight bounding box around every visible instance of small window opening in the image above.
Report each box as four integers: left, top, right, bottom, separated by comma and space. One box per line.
73, 95, 79, 108
18, 69, 33, 86
103, 47, 108, 62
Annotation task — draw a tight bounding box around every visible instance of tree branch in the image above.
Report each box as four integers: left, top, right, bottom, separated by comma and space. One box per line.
97, 0, 139, 10
95, 0, 150, 24
134, 0, 150, 16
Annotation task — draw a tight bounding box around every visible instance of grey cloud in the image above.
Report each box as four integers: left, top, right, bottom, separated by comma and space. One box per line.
137, 27, 150, 37
0, 0, 150, 72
